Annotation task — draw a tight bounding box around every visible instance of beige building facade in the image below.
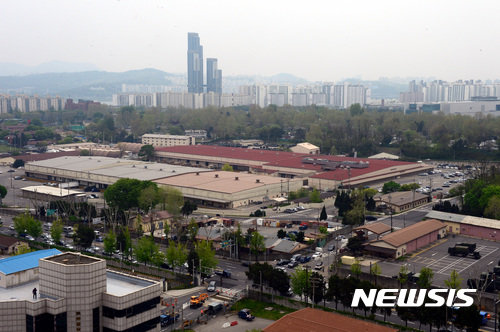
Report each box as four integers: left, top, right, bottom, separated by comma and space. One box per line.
141, 134, 195, 147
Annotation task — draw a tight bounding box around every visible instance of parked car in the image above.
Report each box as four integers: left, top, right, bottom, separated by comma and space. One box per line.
207, 280, 217, 292
241, 261, 251, 267
297, 206, 305, 210
287, 261, 298, 268
302, 255, 312, 263
284, 208, 295, 213
276, 259, 290, 266
275, 266, 286, 272
285, 223, 293, 228
314, 262, 324, 270
365, 216, 378, 221
328, 244, 335, 251
238, 309, 255, 321
299, 225, 308, 231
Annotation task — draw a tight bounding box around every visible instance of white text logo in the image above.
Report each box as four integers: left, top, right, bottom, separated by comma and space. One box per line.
351, 289, 477, 307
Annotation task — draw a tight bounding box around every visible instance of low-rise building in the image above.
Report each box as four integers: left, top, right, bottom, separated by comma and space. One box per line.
374, 191, 430, 213
290, 142, 320, 155
425, 210, 500, 241
363, 219, 447, 259
141, 134, 195, 147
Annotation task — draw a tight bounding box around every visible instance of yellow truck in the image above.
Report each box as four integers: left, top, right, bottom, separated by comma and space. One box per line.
189, 293, 209, 308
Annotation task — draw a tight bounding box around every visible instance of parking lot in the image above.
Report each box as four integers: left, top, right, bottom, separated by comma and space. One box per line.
376, 235, 500, 288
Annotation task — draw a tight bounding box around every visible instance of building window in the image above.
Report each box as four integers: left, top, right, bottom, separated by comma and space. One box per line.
93, 308, 100, 332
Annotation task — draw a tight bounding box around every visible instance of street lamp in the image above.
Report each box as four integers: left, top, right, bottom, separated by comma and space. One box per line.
388, 193, 393, 232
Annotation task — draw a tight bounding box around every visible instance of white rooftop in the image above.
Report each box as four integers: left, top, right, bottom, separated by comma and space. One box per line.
0, 280, 42, 302
106, 271, 156, 296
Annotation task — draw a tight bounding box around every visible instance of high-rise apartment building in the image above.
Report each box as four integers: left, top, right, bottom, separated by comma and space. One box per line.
206, 58, 222, 93
187, 32, 204, 93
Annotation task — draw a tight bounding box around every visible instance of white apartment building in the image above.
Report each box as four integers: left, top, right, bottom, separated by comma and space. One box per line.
112, 83, 370, 109
142, 134, 195, 147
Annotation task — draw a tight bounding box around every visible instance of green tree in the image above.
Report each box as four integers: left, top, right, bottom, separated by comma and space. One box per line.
296, 231, 305, 243
400, 183, 420, 191
454, 304, 481, 332
417, 267, 434, 288
103, 230, 117, 255
398, 265, 409, 287
13, 159, 25, 168
350, 259, 362, 277
14, 243, 33, 255
50, 218, 63, 244
165, 240, 188, 272
221, 163, 233, 172
80, 149, 90, 156
187, 218, 199, 242
370, 262, 382, 284
134, 236, 161, 265
484, 196, 500, 220
290, 265, 311, 301
382, 181, 401, 194
249, 231, 266, 261
195, 240, 217, 276
138, 144, 155, 161
13, 211, 42, 238
74, 224, 94, 249
309, 189, 322, 203
445, 269, 462, 290
346, 236, 363, 255
307, 272, 325, 305
116, 226, 132, 256
0, 185, 7, 207
277, 229, 286, 239
159, 186, 184, 239
104, 178, 143, 224
180, 201, 197, 217
319, 205, 327, 221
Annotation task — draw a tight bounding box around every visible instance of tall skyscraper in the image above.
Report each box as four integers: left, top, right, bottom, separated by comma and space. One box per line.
206, 58, 222, 93
187, 32, 204, 93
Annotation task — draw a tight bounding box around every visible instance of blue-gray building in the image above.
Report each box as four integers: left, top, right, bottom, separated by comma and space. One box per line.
187, 32, 204, 93
206, 58, 222, 94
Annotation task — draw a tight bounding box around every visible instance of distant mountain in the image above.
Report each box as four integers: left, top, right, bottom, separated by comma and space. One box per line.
0, 64, 402, 102
0, 60, 101, 76
0, 68, 173, 102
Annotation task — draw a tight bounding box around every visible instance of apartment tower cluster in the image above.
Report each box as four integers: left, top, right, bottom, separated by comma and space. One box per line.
188, 32, 222, 94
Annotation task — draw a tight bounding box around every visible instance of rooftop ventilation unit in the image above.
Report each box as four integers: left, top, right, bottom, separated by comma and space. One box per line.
235, 177, 239, 181
256, 179, 260, 183
215, 174, 219, 178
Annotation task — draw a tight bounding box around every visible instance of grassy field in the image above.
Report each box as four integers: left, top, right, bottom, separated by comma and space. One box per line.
230, 298, 296, 321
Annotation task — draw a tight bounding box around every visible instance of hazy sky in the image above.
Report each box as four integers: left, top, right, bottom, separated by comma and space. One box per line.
2, 0, 500, 82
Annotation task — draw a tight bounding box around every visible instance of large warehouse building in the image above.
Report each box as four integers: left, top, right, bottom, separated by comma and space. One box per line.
154, 145, 434, 188
23, 156, 303, 208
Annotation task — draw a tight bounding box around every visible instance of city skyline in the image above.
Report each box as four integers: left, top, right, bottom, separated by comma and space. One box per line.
2, 0, 500, 82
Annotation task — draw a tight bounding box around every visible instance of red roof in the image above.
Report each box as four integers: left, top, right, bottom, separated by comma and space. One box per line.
156, 145, 429, 182
156, 145, 308, 164
263, 308, 397, 332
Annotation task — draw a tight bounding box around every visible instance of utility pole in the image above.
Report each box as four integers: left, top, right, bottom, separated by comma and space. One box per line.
259, 270, 263, 302
310, 277, 321, 309
305, 266, 309, 307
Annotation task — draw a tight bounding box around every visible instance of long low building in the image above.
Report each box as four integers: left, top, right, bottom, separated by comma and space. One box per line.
425, 210, 500, 241
363, 219, 447, 259
154, 145, 434, 188
23, 156, 303, 209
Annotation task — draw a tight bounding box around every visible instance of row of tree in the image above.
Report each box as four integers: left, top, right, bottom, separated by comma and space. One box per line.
7, 102, 500, 160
